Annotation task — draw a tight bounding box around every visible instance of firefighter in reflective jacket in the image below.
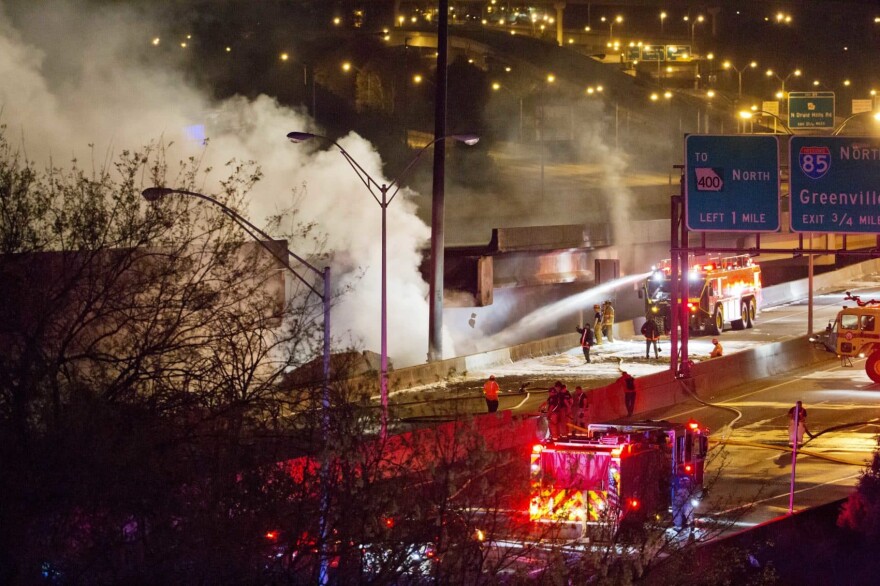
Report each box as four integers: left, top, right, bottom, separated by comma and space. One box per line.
602, 300, 615, 342
592, 304, 604, 344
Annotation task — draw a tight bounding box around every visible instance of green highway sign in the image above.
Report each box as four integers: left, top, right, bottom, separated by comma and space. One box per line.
788, 91, 835, 129
790, 136, 880, 233
685, 135, 780, 232
641, 45, 665, 61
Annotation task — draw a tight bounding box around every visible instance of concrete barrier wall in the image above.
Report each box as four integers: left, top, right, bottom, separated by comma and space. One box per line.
383, 256, 878, 397
762, 257, 880, 308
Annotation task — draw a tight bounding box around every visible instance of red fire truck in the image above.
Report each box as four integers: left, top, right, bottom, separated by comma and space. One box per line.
641, 254, 762, 335
529, 420, 709, 530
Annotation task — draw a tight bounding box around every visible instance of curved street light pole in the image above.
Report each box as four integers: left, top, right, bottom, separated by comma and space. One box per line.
285, 131, 479, 441
142, 186, 333, 585
738, 109, 794, 134
832, 110, 880, 135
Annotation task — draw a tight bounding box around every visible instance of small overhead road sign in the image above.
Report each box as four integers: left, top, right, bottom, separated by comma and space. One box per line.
788, 91, 835, 129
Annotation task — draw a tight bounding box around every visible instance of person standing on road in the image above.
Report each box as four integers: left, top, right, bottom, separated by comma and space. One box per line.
602, 300, 616, 342
788, 403, 808, 447
483, 375, 500, 413
592, 304, 604, 345
641, 316, 661, 359
576, 323, 595, 363
572, 386, 590, 429
619, 371, 636, 416
710, 338, 723, 358
541, 381, 572, 439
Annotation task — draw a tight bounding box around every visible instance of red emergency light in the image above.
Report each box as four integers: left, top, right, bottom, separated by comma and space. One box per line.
532, 444, 544, 454
687, 302, 697, 312
687, 419, 699, 430
265, 530, 279, 541
627, 498, 640, 510
684, 463, 694, 474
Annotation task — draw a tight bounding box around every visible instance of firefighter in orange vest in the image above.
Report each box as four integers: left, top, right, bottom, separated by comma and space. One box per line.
483, 375, 500, 413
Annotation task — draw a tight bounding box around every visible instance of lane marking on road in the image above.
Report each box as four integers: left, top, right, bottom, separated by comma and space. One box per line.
714, 471, 861, 516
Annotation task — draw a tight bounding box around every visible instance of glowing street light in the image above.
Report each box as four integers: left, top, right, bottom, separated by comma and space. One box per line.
832, 110, 880, 135
722, 60, 757, 98
738, 109, 793, 134
660, 11, 667, 34
684, 15, 704, 49
609, 15, 623, 40
766, 68, 802, 94
285, 132, 479, 440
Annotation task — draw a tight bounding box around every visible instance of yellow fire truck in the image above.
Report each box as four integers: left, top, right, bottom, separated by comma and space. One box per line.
529, 420, 709, 530
810, 292, 880, 383
641, 254, 762, 335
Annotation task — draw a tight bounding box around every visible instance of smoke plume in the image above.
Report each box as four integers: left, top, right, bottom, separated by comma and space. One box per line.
0, 0, 436, 366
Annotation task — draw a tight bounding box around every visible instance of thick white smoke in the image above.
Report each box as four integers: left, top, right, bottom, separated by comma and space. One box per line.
0, 1, 437, 366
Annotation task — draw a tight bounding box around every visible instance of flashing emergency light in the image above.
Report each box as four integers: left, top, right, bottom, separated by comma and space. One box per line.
611, 447, 623, 457
687, 419, 699, 430
265, 530, 278, 541
687, 303, 697, 312
384, 517, 395, 528
703, 263, 716, 271
684, 463, 694, 474
532, 444, 544, 454
475, 529, 485, 542
691, 498, 700, 508
627, 498, 640, 510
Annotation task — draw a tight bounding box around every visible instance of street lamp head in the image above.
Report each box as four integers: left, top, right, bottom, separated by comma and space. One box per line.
765, 69, 774, 77
749, 61, 757, 68
449, 134, 480, 146
722, 61, 731, 70
142, 187, 174, 202
286, 131, 318, 143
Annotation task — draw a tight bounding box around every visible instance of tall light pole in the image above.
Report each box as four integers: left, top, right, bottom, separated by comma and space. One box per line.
766, 68, 802, 94
285, 131, 478, 440
141, 186, 333, 585
684, 15, 704, 49
723, 60, 757, 99
606, 15, 623, 40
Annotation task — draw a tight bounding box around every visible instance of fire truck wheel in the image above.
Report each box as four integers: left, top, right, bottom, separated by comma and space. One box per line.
746, 299, 756, 328
711, 306, 723, 335
866, 352, 880, 384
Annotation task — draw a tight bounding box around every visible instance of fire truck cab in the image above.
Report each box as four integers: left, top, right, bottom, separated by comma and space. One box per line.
529, 420, 709, 531
641, 255, 762, 335
810, 292, 880, 383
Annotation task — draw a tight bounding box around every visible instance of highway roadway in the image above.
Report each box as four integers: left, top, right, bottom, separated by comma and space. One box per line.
392, 278, 880, 532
